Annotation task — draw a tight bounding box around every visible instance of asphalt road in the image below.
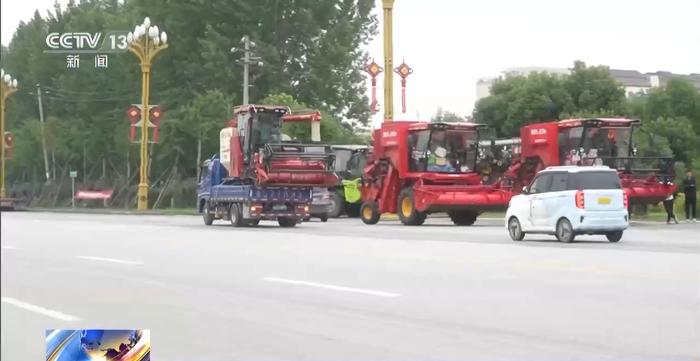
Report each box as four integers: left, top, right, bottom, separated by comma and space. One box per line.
2, 212, 699, 361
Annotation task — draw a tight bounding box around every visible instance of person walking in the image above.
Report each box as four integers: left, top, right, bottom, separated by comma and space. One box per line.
663, 186, 678, 224
682, 170, 697, 222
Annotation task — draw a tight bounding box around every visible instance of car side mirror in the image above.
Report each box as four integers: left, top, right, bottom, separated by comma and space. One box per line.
522, 186, 529, 194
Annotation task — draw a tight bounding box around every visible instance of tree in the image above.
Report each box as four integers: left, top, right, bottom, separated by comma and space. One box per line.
565, 61, 627, 115
635, 117, 699, 165
431, 107, 463, 122
646, 78, 700, 133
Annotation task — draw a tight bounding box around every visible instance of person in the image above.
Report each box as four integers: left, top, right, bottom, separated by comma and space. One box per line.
427, 146, 455, 172
682, 170, 697, 222
662, 184, 678, 224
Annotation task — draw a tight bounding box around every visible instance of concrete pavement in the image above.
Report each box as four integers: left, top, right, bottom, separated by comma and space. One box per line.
2, 212, 699, 360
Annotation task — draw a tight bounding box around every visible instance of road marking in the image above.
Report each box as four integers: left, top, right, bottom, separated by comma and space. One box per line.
77, 256, 143, 265
262, 277, 401, 297
1, 297, 80, 321
2, 245, 18, 250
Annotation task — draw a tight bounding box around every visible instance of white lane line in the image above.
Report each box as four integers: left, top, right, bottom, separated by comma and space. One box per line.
262, 277, 401, 298
2, 245, 18, 250
1, 297, 80, 321
77, 256, 143, 265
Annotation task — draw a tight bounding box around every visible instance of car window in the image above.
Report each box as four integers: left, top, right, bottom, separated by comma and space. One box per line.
572, 171, 621, 189
549, 172, 569, 192
530, 173, 553, 194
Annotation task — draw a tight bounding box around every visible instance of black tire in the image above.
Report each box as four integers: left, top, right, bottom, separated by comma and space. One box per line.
360, 201, 380, 225
556, 218, 575, 243
202, 201, 214, 226
246, 219, 260, 227
397, 188, 427, 226
508, 217, 525, 241
278, 217, 297, 228
320, 215, 329, 222
448, 210, 478, 226
606, 231, 623, 242
328, 190, 344, 218
345, 202, 361, 218
229, 203, 243, 227
303, 216, 311, 222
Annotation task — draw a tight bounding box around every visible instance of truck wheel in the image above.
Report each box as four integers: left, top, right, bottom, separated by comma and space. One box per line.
229, 203, 243, 227
360, 201, 380, 225
556, 218, 575, 243
329, 191, 344, 218
246, 219, 260, 227
398, 188, 427, 226
320, 215, 329, 222
203, 202, 214, 226
448, 210, 478, 226
345, 202, 361, 218
606, 231, 623, 242
278, 217, 297, 228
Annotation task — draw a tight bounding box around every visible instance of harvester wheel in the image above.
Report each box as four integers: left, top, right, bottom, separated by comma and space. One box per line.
278, 217, 298, 228
360, 202, 380, 225
229, 203, 243, 227
448, 210, 478, 226
398, 188, 427, 226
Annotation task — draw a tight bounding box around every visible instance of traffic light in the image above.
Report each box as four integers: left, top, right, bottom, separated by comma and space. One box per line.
149, 106, 163, 143
4, 132, 14, 160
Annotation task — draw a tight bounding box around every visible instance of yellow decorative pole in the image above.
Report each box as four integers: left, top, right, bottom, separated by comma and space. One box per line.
1, 69, 19, 198
126, 17, 168, 211
382, 0, 395, 122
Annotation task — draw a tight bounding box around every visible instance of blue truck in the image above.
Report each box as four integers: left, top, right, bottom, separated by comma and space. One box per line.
197, 156, 314, 227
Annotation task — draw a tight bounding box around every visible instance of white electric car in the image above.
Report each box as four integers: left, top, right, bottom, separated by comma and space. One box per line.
505, 166, 629, 243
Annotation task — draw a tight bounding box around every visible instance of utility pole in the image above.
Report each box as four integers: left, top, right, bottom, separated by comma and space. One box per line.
243, 35, 250, 105
231, 36, 263, 106
36, 84, 51, 183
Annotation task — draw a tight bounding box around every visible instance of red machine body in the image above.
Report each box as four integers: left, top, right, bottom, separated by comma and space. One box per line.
219, 105, 337, 187
360, 121, 515, 226
504, 118, 676, 205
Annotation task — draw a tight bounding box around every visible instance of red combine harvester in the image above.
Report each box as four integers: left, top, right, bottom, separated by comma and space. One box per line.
197, 105, 338, 227
503, 118, 676, 207
360, 121, 515, 225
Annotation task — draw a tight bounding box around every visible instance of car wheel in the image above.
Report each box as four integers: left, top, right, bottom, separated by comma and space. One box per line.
360, 201, 380, 225
508, 217, 525, 241
229, 203, 243, 227
320, 215, 329, 222
606, 231, 623, 242
397, 188, 427, 226
556, 218, 575, 243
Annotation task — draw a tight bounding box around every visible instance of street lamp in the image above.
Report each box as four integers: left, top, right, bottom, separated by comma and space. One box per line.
126, 16, 168, 211
230, 35, 263, 105
0, 68, 19, 199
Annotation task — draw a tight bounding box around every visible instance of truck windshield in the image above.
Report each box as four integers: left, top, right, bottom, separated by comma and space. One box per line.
559, 126, 632, 165
333, 149, 353, 172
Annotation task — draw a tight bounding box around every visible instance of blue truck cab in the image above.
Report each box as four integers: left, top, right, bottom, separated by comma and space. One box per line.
197, 156, 313, 227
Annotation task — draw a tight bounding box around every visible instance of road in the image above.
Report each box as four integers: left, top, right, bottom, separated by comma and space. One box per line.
2, 212, 699, 361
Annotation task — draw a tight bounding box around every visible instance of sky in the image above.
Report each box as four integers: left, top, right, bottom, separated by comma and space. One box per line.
3, 0, 699, 128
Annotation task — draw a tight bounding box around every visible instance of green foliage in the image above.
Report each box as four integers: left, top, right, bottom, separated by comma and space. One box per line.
1, 0, 377, 199
431, 107, 464, 122
473, 61, 628, 136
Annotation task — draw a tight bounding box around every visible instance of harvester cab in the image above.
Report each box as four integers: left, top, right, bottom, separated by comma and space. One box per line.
510, 118, 676, 205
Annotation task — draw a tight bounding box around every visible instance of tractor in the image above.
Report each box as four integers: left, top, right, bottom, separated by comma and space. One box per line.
328, 145, 371, 218
360, 121, 515, 226
503, 118, 676, 207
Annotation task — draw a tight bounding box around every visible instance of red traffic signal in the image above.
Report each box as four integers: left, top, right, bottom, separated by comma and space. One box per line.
149, 106, 162, 126
127, 106, 141, 122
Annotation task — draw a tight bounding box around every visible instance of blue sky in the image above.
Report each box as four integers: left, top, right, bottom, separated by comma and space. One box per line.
3, 0, 699, 125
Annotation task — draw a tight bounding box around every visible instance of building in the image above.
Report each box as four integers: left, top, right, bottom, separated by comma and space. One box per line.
475, 67, 700, 102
